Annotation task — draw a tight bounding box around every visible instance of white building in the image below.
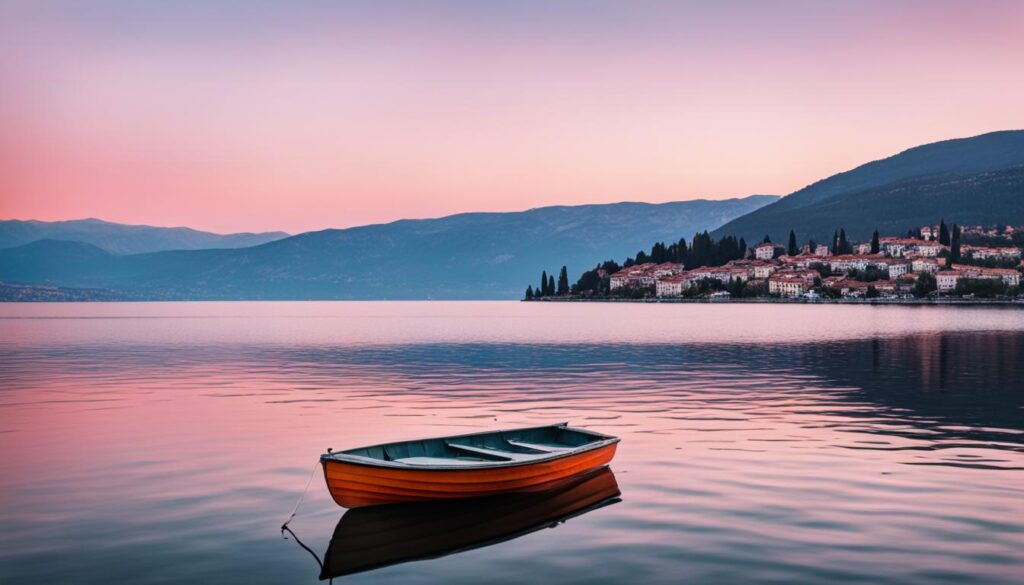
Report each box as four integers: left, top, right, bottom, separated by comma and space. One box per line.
936, 271, 961, 291
655, 274, 691, 297
828, 255, 872, 273
768, 271, 815, 297
752, 263, 776, 279
609, 264, 657, 290
884, 260, 910, 278
963, 246, 1022, 261
911, 258, 940, 274
754, 242, 777, 260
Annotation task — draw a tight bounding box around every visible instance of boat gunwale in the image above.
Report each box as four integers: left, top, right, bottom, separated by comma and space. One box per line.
320, 422, 619, 471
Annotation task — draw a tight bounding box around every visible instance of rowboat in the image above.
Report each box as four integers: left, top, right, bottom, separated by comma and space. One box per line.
320, 422, 619, 508
317, 466, 620, 579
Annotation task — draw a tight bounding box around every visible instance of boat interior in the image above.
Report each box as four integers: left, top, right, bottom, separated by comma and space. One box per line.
331, 423, 614, 467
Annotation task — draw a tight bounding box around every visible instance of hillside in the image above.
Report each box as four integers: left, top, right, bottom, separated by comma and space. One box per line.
712, 130, 1024, 243
0, 218, 288, 254
0, 196, 777, 300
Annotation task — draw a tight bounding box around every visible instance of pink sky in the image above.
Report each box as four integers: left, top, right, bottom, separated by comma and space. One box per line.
1, 1, 1023, 234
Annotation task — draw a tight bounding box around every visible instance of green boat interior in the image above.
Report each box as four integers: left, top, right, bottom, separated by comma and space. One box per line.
326, 423, 616, 468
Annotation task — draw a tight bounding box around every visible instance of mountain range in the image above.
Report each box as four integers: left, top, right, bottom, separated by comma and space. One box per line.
0, 197, 777, 300
0, 218, 289, 255
3, 129, 1023, 301
712, 130, 1024, 243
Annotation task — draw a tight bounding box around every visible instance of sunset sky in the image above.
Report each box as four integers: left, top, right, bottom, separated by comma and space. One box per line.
2, 1, 1023, 234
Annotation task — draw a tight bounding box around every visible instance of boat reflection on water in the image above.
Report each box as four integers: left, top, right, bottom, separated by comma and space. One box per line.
294, 466, 620, 580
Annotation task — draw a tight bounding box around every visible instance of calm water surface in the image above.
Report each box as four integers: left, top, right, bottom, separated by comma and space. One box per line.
1, 302, 1023, 584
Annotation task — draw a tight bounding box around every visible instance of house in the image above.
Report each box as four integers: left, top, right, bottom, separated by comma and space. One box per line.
936, 271, 961, 291
987, 268, 1021, 286
952, 264, 1021, 286
651, 262, 685, 278
880, 237, 944, 258
655, 274, 692, 297
880, 237, 911, 257
609, 263, 657, 290
962, 246, 1022, 261
838, 279, 897, 298
754, 242, 779, 260
911, 258, 940, 274
854, 243, 872, 255
828, 255, 873, 274
894, 273, 920, 295
915, 242, 944, 257
821, 276, 850, 295
751, 262, 777, 279
880, 259, 911, 277
768, 270, 816, 297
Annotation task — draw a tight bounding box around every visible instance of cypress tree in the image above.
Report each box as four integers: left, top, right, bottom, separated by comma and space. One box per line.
548, 275, 555, 296
836, 229, 851, 255
787, 230, 798, 256
939, 220, 950, 245
950, 224, 962, 262
540, 270, 548, 297
762, 234, 772, 244
525, 285, 534, 300
870, 230, 880, 254
832, 231, 839, 254
739, 237, 747, 259
557, 266, 570, 295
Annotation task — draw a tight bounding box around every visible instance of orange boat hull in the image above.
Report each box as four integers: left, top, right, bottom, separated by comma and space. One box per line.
323, 442, 617, 508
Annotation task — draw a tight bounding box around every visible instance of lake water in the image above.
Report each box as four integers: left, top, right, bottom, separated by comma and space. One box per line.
1, 302, 1023, 584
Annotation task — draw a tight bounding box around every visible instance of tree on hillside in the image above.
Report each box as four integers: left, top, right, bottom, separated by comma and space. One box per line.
574, 267, 602, 296
540, 271, 548, 296
649, 242, 669, 264
787, 230, 798, 256
673, 237, 689, 264
950, 224, 962, 262
939, 220, 950, 245
870, 230, 880, 254
914, 273, 937, 298
557, 266, 569, 295
687, 231, 717, 269
832, 228, 852, 255
525, 285, 534, 300
762, 234, 772, 244
739, 237, 748, 259
548, 275, 555, 296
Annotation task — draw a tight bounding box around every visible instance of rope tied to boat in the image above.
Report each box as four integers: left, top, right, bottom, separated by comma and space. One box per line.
281, 459, 321, 530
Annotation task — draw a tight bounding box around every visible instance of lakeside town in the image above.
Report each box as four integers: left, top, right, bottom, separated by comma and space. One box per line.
526, 222, 1024, 302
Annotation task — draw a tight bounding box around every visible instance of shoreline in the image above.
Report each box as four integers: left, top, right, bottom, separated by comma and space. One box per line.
525, 297, 1024, 306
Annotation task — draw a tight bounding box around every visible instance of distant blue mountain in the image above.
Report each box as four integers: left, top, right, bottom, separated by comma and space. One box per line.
0, 196, 777, 300
0, 218, 289, 254
712, 130, 1024, 243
